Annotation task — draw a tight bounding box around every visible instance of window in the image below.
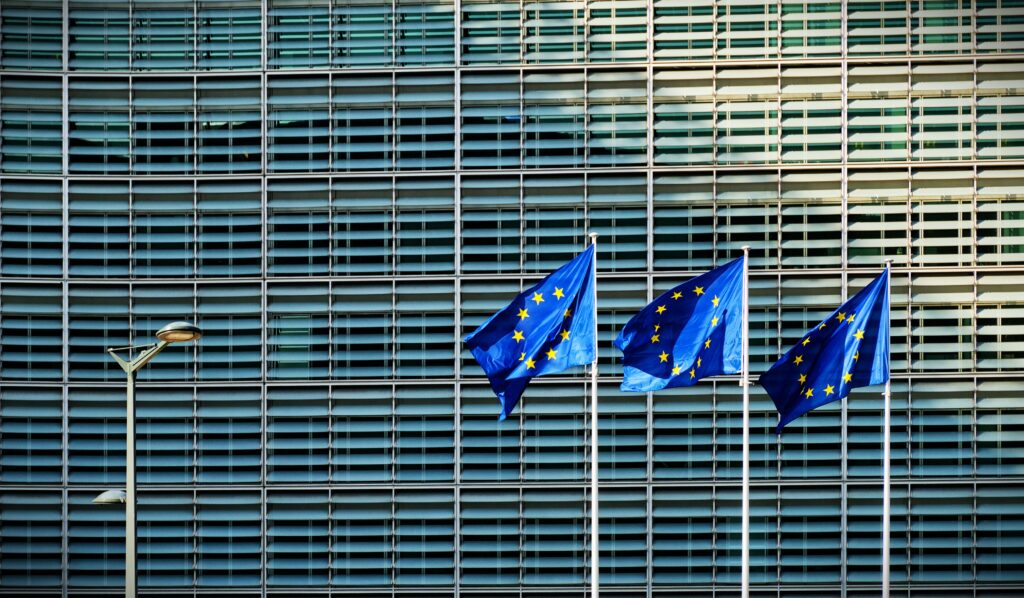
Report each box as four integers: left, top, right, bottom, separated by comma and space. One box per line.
0, 78, 63, 173
524, 0, 585, 63
0, 491, 63, 587
267, 387, 329, 483
196, 389, 261, 483
267, 283, 331, 379
524, 71, 586, 168
268, 180, 331, 276
332, 281, 393, 378
266, 491, 330, 585
462, 72, 522, 169
197, 77, 261, 173
653, 0, 714, 61
268, 76, 330, 172
396, 73, 456, 170
333, 0, 392, 68
394, 490, 455, 585
717, 0, 778, 60
68, 181, 130, 277
133, 7, 195, 70
332, 490, 392, 585
197, 1, 262, 70
69, 2, 130, 69
589, 0, 648, 63
522, 489, 586, 584
0, 387, 63, 483
268, 0, 330, 68
196, 492, 261, 586
68, 284, 130, 381
462, 1, 521, 65
69, 79, 131, 174
137, 492, 193, 586
332, 386, 392, 482
137, 388, 193, 484
588, 70, 648, 167
0, 179, 63, 276
0, 2, 62, 70
133, 182, 195, 276
0, 283, 63, 380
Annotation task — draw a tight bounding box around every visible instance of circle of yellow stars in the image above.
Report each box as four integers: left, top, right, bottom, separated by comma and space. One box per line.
792, 310, 866, 400
648, 284, 723, 381
510, 287, 572, 371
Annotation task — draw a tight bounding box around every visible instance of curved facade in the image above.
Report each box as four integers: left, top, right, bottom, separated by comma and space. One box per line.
1, 0, 1023, 596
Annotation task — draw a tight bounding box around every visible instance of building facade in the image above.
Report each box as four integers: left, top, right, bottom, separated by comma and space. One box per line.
0, 0, 1023, 596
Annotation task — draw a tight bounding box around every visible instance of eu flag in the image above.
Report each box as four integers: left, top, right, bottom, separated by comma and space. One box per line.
759, 268, 890, 433
464, 246, 596, 419
615, 256, 745, 392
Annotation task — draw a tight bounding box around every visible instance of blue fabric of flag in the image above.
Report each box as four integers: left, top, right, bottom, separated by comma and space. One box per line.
759, 268, 890, 433
464, 246, 596, 420
615, 256, 745, 392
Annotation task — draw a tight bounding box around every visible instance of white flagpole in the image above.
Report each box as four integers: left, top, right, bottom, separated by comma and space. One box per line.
740, 245, 750, 598
589, 232, 600, 598
882, 261, 892, 598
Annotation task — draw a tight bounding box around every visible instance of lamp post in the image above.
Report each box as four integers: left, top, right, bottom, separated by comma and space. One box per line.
93, 321, 201, 597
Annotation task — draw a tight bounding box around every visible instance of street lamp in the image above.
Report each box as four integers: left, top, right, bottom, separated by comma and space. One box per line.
94, 321, 201, 597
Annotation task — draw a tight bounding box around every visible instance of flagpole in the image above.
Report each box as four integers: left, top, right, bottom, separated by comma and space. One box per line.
740, 245, 750, 598
882, 260, 892, 598
589, 231, 600, 598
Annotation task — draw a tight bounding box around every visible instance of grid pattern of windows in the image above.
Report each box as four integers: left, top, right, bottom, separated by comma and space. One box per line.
2, 1, 1024, 596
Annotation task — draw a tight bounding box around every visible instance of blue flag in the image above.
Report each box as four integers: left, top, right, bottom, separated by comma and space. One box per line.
759, 268, 890, 433
464, 246, 596, 420
615, 256, 745, 392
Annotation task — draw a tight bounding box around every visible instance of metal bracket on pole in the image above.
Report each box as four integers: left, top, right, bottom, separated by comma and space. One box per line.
107, 341, 169, 374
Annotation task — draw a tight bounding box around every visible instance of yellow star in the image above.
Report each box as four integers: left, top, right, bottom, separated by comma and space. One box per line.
518, 308, 529, 320
659, 351, 669, 363
805, 388, 814, 398
704, 338, 711, 349
847, 313, 855, 324
546, 348, 557, 360
654, 324, 661, 332
794, 355, 804, 365
651, 334, 660, 343
853, 351, 860, 361
672, 291, 682, 300
656, 305, 667, 315
711, 316, 719, 326
519, 352, 525, 361
693, 286, 705, 296
525, 358, 536, 370
531, 292, 544, 305
798, 373, 807, 384
689, 368, 696, 379
853, 329, 865, 340
564, 308, 572, 318
553, 287, 565, 300
818, 322, 827, 330
836, 312, 846, 322
512, 330, 525, 342
824, 384, 835, 396
843, 372, 853, 383
802, 338, 810, 346
672, 366, 681, 375
560, 329, 570, 341
712, 295, 720, 307
697, 357, 702, 367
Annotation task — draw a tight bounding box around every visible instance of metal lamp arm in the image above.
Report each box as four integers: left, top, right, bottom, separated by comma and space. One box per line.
107, 340, 170, 374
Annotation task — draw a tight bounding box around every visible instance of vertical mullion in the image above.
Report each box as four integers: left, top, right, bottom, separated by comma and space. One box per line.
192, 0, 198, 70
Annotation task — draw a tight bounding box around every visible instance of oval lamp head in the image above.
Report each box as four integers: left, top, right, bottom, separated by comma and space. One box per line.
92, 489, 127, 504
155, 321, 202, 343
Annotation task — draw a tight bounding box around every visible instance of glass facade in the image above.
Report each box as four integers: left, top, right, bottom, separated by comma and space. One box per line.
1, 0, 1023, 596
